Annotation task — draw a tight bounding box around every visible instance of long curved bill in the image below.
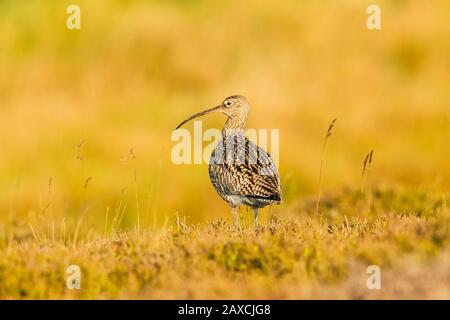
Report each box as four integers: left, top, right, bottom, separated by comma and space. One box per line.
175, 105, 222, 129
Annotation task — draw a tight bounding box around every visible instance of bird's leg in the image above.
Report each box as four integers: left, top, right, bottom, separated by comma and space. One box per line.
253, 208, 259, 228
232, 207, 240, 228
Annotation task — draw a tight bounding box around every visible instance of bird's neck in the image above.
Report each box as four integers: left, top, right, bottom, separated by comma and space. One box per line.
222, 128, 244, 141
224, 116, 247, 131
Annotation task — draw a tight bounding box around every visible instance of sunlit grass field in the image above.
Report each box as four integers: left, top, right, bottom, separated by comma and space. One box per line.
1, 189, 449, 299
0, 0, 449, 299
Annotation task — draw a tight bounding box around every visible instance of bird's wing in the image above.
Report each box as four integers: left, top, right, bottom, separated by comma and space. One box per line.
209, 136, 281, 201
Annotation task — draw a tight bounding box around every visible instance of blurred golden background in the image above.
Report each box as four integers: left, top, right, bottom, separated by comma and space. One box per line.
1, 0, 449, 230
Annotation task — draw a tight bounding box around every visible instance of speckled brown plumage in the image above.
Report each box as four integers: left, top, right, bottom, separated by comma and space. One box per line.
209, 132, 281, 207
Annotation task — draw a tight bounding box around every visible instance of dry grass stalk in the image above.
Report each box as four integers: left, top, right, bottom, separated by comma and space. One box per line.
176, 212, 189, 232
361, 150, 374, 214
84, 177, 92, 190
316, 118, 337, 215
48, 176, 52, 196
131, 149, 140, 238
104, 206, 109, 237
76, 141, 84, 160
361, 150, 373, 193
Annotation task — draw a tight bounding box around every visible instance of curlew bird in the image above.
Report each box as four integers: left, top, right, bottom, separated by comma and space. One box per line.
176, 95, 282, 227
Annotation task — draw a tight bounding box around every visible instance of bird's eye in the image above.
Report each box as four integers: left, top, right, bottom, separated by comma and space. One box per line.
225, 100, 233, 107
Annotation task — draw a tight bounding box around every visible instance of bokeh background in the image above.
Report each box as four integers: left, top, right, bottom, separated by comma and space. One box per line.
1, 0, 449, 231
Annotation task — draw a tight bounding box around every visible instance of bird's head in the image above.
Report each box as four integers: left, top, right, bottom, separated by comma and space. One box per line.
176, 95, 249, 130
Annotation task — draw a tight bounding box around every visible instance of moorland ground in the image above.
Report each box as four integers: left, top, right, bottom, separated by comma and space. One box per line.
1, 187, 448, 299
